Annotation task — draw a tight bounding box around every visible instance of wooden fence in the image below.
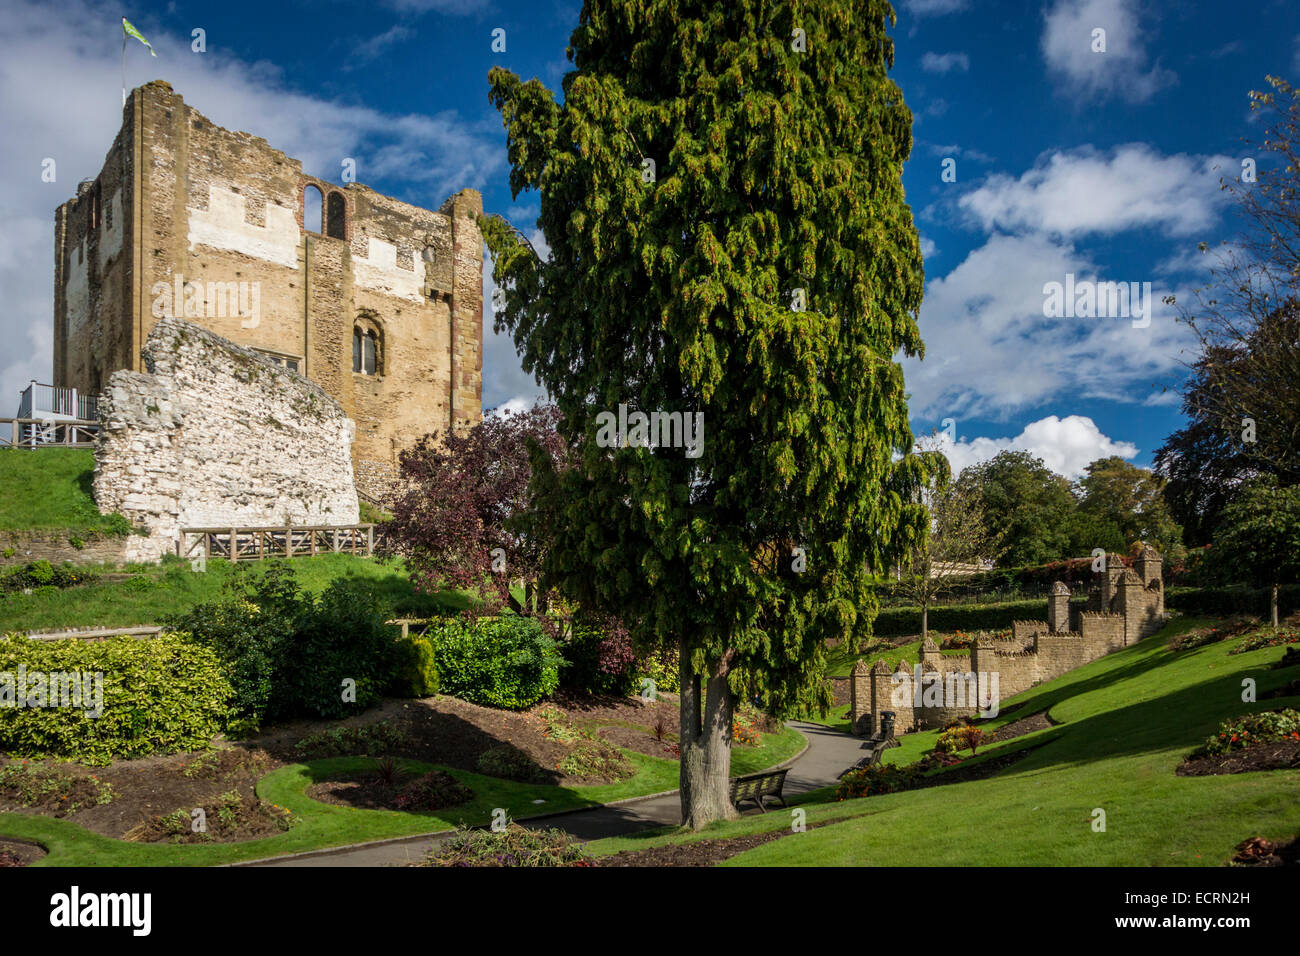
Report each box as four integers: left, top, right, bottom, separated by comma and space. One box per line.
179, 524, 379, 563
0, 418, 98, 449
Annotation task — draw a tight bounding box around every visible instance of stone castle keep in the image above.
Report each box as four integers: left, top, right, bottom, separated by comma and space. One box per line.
850, 548, 1166, 736
54, 80, 484, 498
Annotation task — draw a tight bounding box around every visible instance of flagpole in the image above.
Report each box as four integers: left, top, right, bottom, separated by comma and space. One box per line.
122, 30, 126, 107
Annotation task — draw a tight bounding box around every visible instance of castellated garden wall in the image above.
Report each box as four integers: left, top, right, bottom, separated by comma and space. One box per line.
850, 549, 1166, 737
94, 317, 360, 562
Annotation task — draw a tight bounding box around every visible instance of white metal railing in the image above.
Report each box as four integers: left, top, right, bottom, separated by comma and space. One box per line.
17, 382, 97, 421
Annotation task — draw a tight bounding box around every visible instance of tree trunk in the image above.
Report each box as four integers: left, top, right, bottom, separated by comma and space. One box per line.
1272, 583, 1279, 629
921, 601, 929, 641
678, 635, 738, 830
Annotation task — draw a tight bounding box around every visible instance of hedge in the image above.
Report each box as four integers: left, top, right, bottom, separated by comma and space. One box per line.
0, 632, 232, 764
1165, 585, 1300, 618
425, 614, 562, 709
869, 597, 1083, 636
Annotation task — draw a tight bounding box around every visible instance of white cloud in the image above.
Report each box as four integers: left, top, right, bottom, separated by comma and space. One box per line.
921, 52, 970, 73
919, 237, 937, 259
928, 414, 1139, 480
903, 232, 1193, 419
900, 0, 969, 16
1041, 0, 1176, 103
0, 0, 506, 412
958, 144, 1232, 238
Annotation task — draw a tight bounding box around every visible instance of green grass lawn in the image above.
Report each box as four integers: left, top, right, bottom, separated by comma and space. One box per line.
586, 615, 1300, 866
0, 725, 804, 866
0, 448, 131, 534
0, 554, 469, 632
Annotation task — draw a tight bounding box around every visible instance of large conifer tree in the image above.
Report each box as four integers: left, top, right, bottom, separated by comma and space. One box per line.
482, 0, 935, 827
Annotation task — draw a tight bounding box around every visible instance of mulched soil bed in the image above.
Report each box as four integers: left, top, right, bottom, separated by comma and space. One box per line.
0, 839, 46, 867
0, 690, 688, 842
1230, 835, 1300, 867
1177, 740, 1300, 777
917, 745, 1037, 788
988, 710, 1054, 743
597, 821, 832, 867
0, 748, 283, 843
306, 768, 472, 812
596, 725, 679, 759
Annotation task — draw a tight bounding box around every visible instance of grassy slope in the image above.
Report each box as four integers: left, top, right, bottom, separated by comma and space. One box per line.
0, 554, 468, 631
2, 725, 805, 866
587, 616, 1300, 866
0, 449, 123, 533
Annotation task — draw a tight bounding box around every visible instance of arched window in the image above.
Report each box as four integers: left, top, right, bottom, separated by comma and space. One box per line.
353, 317, 382, 376
327, 192, 347, 239
303, 184, 323, 233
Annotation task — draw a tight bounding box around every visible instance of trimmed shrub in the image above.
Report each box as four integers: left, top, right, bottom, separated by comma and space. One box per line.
0, 560, 98, 593
1166, 585, 1300, 619
168, 563, 402, 727
0, 633, 232, 764
834, 763, 922, 800
428, 614, 561, 709
388, 635, 439, 698
870, 598, 1075, 637
558, 619, 638, 696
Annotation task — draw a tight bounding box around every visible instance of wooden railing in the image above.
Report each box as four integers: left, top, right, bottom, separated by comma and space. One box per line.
0, 418, 99, 449
179, 524, 378, 563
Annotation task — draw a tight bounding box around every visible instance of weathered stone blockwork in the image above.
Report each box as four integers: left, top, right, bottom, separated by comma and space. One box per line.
94, 318, 359, 562
850, 549, 1167, 735
55, 81, 483, 500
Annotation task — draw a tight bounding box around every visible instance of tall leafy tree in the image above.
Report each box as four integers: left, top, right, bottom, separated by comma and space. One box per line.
1077, 456, 1183, 561
1157, 78, 1300, 537
1207, 477, 1300, 628
954, 451, 1076, 567
483, 0, 935, 827
384, 405, 566, 613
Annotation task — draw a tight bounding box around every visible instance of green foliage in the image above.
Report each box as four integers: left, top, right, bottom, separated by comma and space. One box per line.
558, 744, 635, 780
870, 598, 1070, 636
0, 633, 232, 764
482, 0, 938, 742
167, 562, 401, 727
934, 723, 987, 755
476, 745, 545, 782
558, 621, 637, 696
954, 451, 1077, 568
1229, 626, 1300, 655
293, 721, 409, 759
834, 762, 923, 800
387, 635, 439, 698
426, 614, 561, 709
1076, 457, 1183, 561
1206, 477, 1300, 587
426, 823, 590, 867
0, 763, 116, 811
635, 646, 681, 695
1191, 708, 1300, 757
1166, 585, 1300, 618
1, 560, 98, 593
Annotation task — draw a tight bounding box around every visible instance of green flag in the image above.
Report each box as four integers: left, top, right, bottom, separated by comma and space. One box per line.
121, 17, 156, 56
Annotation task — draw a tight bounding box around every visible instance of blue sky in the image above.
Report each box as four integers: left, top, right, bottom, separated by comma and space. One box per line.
1, 0, 1297, 480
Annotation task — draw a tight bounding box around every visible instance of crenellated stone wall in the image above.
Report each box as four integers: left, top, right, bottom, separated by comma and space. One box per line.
93, 317, 359, 562
850, 548, 1167, 735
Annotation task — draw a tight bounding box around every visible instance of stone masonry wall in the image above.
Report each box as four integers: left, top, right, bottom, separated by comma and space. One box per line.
94, 317, 359, 562
850, 548, 1167, 736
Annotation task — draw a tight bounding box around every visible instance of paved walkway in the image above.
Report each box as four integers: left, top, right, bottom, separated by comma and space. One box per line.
242, 720, 865, 867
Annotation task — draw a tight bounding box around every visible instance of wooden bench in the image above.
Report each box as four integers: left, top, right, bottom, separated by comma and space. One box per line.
728, 769, 789, 812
